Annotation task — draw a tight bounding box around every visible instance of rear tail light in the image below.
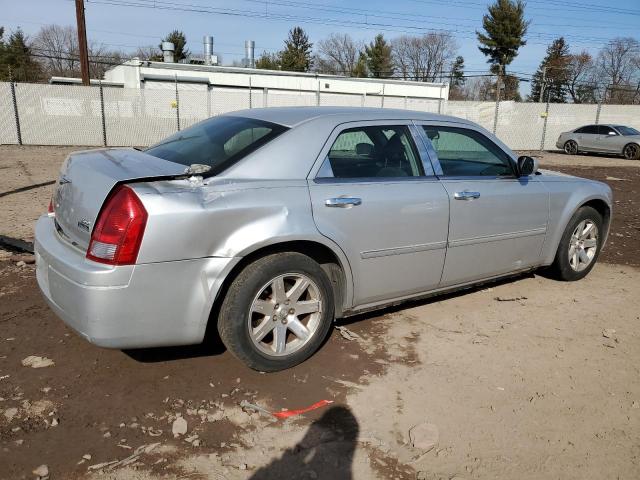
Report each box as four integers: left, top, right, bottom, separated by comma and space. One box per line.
87, 185, 148, 265
48, 197, 54, 214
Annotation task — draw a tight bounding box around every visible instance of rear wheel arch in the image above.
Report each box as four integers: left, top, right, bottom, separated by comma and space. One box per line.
209, 240, 351, 333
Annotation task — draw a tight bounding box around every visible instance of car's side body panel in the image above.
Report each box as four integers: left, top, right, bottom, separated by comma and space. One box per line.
536, 171, 613, 266
35, 107, 614, 351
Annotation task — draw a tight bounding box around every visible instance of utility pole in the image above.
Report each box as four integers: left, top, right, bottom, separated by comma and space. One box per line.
75, 0, 90, 86
493, 64, 502, 134
538, 66, 546, 103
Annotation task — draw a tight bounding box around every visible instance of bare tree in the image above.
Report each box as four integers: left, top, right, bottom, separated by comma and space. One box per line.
133, 45, 161, 61
31, 25, 79, 77
565, 51, 596, 103
596, 37, 640, 103
32, 24, 125, 79
392, 32, 457, 82
458, 76, 494, 101
316, 33, 362, 76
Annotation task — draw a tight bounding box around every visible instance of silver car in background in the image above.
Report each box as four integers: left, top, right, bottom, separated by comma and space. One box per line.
557, 124, 640, 159
35, 107, 612, 371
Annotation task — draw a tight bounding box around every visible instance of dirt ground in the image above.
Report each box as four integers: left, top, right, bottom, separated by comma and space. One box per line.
1, 146, 639, 480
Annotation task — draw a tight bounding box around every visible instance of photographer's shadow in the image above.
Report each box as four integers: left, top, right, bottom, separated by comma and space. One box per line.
250, 406, 359, 480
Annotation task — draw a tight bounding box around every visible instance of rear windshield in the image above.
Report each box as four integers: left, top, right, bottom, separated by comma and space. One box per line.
145, 116, 288, 175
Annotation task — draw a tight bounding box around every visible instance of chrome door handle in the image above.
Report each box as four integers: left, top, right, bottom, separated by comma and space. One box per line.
325, 197, 362, 208
454, 191, 481, 201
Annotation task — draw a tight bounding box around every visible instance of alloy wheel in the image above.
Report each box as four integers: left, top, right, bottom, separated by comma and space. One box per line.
564, 141, 578, 155
623, 144, 639, 160
248, 273, 323, 357
568, 220, 598, 272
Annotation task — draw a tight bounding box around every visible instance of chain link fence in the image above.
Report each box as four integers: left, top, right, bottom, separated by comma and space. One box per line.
2, 81, 640, 150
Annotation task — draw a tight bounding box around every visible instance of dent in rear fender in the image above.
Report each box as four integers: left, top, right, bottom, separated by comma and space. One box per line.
540, 180, 612, 265
132, 181, 355, 307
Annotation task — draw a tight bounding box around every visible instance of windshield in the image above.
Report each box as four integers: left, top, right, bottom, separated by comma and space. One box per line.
145, 116, 288, 175
614, 126, 640, 136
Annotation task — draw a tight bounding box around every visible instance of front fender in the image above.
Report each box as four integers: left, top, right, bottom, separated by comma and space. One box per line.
540, 179, 612, 265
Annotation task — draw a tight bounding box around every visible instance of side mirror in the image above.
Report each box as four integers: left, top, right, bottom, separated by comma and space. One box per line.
517, 155, 538, 177
608, 131, 617, 136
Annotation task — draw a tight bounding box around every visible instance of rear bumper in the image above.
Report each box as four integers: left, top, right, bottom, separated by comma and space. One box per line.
35, 215, 238, 349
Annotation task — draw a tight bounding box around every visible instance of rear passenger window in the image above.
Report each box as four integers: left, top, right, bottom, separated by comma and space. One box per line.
578, 125, 598, 134
422, 126, 513, 177
318, 125, 423, 179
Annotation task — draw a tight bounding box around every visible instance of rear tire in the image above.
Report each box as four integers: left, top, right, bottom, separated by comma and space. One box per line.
548, 206, 603, 281
564, 140, 579, 155
218, 252, 334, 371
623, 143, 640, 160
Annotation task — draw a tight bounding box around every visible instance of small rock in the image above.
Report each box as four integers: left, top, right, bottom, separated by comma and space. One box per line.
409, 422, 439, 452
16, 261, 26, 267
83, 454, 92, 460
21, 356, 55, 368
103, 431, 111, 438
15, 439, 24, 446
32, 464, 49, 478
172, 416, 188, 437
602, 329, 616, 339
50, 417, 59, 427
10, 254, 35, 264
192, 439, 201, 447
632, 401, 640, 409
207, 411, 224, 422
4, 407, 18, 422
239, 463, 247, 470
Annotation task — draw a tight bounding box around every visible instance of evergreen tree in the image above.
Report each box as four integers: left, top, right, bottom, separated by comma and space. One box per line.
365, 34, 394, 78
279, 27, 312, 72
0, 28, 41, 81
530, 37, 570, 103
476, 0, 529, 100
352, 52, 368, 78
451, 56, 465, 87
255, 51, 281, 70
159, 30, 190, 62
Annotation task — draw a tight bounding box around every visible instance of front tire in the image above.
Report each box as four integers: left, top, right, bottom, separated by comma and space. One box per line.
218, 252, 334, 371
564, 140, 579, 155
549, 206, 603, 281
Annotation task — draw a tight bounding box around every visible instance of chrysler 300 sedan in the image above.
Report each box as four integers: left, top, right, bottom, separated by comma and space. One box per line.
35, 107, 612, 371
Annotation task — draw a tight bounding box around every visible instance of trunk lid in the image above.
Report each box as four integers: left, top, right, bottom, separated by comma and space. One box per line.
53, 148, 186, 249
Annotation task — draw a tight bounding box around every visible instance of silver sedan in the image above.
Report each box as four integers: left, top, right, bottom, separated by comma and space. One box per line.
557, 124, 640, 159
35, 107, 612, 371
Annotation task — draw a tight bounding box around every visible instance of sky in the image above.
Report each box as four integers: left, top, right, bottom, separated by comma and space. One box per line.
2, 0, 640, 97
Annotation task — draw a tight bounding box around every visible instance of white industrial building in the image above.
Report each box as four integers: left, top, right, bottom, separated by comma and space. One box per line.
99, 60, 449, 104
50, 36, 449, 106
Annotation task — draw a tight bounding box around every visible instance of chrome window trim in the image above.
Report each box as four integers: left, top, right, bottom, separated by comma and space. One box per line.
308, 119, 438, 183
413, 121, 520, 179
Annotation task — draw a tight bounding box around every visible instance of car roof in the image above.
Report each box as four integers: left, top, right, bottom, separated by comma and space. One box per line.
225, 106, 473, 128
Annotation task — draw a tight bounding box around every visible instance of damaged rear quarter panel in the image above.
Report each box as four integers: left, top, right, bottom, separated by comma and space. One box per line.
130, 179, 329, 263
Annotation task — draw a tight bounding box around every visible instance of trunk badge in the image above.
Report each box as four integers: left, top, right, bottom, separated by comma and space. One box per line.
77, 219, 91, 232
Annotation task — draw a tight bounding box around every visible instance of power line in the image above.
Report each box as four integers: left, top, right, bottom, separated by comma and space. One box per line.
81, 0, 627, 49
